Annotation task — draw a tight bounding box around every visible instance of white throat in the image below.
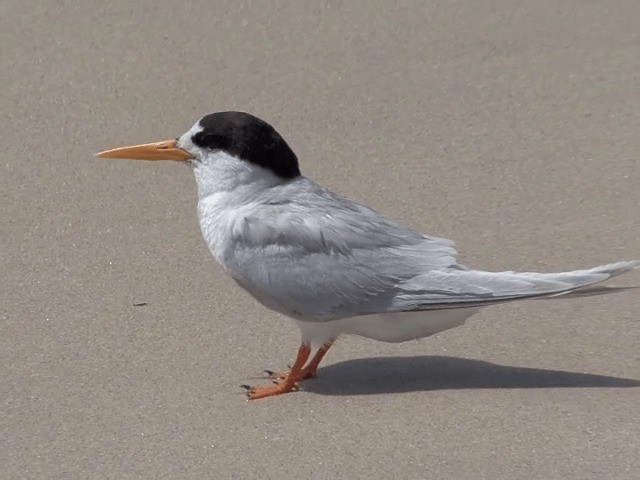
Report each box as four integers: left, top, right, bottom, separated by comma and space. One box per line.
192, 150, 285, 201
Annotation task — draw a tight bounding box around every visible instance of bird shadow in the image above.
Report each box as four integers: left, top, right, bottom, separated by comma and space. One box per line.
302, 356, 640, 396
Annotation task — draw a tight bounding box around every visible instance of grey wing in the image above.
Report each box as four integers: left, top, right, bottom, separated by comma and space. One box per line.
227, 180, 638, 319
227, 179, 461, 320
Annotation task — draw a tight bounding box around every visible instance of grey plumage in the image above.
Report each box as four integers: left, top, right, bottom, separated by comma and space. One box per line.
203, 175, 638, 322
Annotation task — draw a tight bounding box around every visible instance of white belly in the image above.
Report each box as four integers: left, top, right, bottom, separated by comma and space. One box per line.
295, 308, 481, 344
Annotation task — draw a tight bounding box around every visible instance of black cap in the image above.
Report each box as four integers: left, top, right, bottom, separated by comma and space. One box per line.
191, 111, 301, 179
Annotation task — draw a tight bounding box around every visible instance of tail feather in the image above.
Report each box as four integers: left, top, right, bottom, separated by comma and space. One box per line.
397, 260, 639, 311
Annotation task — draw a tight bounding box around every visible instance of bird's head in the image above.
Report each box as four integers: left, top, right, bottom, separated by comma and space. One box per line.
97, 111, 302, 184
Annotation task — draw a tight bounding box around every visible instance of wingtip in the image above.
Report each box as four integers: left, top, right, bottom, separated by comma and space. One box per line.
621, 260, 639, 271
593, 260, 640, 275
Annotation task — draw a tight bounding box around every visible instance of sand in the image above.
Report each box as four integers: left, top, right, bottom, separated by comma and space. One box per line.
3, 1, 639, 478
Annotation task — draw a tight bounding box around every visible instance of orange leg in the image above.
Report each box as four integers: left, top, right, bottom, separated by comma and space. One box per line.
299, 340, 334, 379
247, 344, 311, 400
267, 339, 335, 381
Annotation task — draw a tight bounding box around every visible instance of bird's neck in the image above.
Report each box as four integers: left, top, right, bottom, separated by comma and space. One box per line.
193, 151, 289, 269
192, 151, 284, 203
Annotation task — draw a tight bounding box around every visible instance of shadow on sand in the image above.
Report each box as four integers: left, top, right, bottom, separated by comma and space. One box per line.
302, 356, 640, 396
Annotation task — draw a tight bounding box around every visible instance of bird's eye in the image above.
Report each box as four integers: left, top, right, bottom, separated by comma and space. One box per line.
193, 132, 227, 150
200, 134, 215, 146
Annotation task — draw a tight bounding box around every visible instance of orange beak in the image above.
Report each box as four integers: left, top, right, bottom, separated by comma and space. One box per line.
96, 139, 191, 161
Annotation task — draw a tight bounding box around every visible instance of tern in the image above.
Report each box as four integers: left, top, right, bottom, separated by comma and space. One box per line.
97, 111, 638, 399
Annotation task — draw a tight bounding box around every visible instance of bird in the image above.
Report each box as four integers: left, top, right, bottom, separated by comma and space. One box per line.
97, 111, 638, 400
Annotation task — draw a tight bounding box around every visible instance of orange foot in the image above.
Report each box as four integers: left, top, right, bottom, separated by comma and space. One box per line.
244, 340, 335, 400
246, 381, 300, 400
244, 344, 311, 400
265, 340, 334, 381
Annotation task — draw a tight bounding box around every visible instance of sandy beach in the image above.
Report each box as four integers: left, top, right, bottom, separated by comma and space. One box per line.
3, 1, 639, 478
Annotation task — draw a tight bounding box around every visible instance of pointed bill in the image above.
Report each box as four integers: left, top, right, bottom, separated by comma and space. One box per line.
96, 140, 191, 161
